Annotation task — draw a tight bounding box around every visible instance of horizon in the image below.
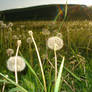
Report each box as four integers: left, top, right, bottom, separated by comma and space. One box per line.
0, 0, 92, 11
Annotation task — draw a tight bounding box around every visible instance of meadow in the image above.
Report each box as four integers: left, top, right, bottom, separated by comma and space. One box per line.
0, 20, 92, 92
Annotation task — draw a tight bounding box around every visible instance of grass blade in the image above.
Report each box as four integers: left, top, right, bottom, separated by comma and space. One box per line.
54, 57, 65, 92
0, 73, 28, 92
64, 66, 81, 81
19, 51, 44, 89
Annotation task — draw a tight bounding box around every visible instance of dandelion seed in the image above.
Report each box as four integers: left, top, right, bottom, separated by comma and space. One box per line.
0, 21, 3, 25
7, 56, 26, 72
6, 48, 14, 56
28, 30, 33, 36
26, 37, 32, 44
47, 36, 64, 83
17, 40, 21, 47
1, 23, 7, 28
20, 25, 25, 28
42, 29, 50, 36
89, 22, 92, 26
12, 35, 19, 40
56, 33, 63, 39
8, 27, 12, 32
8, 22, 13, 27
47, 36, 64, 51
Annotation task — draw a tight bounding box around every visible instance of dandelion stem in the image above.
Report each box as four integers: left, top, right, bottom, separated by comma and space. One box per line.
30, 32, 47, 92
2, 82, 5, 92
54, 44, 58, 84
15, 45, 20, 84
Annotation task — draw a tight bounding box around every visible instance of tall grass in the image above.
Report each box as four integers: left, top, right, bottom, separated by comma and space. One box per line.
0, 19, 92, 91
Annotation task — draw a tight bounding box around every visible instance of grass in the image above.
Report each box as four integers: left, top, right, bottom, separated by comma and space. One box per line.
0, 20, 92, 92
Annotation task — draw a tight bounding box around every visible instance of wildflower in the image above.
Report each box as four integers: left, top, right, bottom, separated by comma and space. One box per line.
7, 56, 26, 72
47, 36, 64, 83
1, 23, 7, 28
8, 22, 13, 27
56, 33, 63, 38
8, 27, 12, 32
12, 35, 19, 40
26, 37, 32, 44
17, 40, 21, 47
20, 25, 25, 28
6, 48, 14, 56
47, 36, 64, 51
28, 30, 33, 36
0, 21, 3, 25
89, 22, 92, 26
42, 28, 50, 35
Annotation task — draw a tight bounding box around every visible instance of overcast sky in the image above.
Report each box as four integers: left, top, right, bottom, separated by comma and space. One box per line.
0, 0, 92, 11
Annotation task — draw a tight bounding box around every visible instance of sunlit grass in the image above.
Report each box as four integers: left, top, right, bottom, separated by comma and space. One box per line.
0, 20, 92, 91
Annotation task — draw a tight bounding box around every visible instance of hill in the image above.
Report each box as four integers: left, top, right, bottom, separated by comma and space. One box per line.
0, 4, 92, 21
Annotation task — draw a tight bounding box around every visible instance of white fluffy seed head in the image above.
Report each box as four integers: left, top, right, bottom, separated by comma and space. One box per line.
8, 22, 13, 27
12, 35, 19, 40
0, 21, 4, 25
42, 29, 50, 35
47, 36, 64, 51
28, 30, 33, 36
26, 37, 32, 44
6, 48, 14, 56
56, 33, 63, 38
7, 56, 26, 72
1, 23, 7, 28
17, 40, 21, 47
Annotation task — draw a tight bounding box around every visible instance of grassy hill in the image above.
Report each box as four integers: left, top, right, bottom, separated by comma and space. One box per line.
0, 4, 92, 21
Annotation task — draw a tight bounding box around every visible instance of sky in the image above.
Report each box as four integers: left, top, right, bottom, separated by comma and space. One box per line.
0, 0, 92, 11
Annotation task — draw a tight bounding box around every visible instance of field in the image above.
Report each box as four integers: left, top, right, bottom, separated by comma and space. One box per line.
0, 20, 92, 92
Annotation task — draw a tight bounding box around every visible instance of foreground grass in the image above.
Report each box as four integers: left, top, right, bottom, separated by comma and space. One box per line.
0, 20, 92, 92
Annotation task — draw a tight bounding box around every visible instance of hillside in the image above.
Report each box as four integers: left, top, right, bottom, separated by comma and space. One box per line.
0, 4, 92, 21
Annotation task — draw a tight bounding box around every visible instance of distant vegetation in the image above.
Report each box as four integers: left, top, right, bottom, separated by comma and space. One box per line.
0, 4, 92, 21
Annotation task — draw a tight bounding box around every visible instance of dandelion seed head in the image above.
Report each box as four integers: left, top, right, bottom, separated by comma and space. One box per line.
12, 35, 19, 40
0, 21, 3, 25
8, 22, 13, 27
17, 40, 21, 47
8, 27, 12, 32
19, 35, 22, 38
26, 37, 32, 44
20, 25, 25, 28
56, 33, 63, 38
47, 36, 64, 51
42, 29, 50, 35
7, 56, 26, 72
28, 30, 33, 36
6, 48, 14, 56
1, 23, 7, 28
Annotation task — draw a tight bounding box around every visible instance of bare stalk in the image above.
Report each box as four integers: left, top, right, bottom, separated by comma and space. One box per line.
2, 75, 8, 92
2, 82, 5, 92
29, 31, 47, 92
54, 43, 57, 84
15, 40, 21, 84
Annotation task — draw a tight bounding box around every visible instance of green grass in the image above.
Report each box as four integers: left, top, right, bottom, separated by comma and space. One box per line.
0, 20, 92, 92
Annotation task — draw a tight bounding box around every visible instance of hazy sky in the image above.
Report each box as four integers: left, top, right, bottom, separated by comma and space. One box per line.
0, 0, 92, 11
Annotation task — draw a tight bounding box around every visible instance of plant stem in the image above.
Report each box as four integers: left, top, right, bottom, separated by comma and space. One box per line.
15, 45, 20, 84
0, 73, 28, 92
30, 33, 47, 92
54, 57, 65, 92
54, 44, 57, 84
2, 82, 5, 92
